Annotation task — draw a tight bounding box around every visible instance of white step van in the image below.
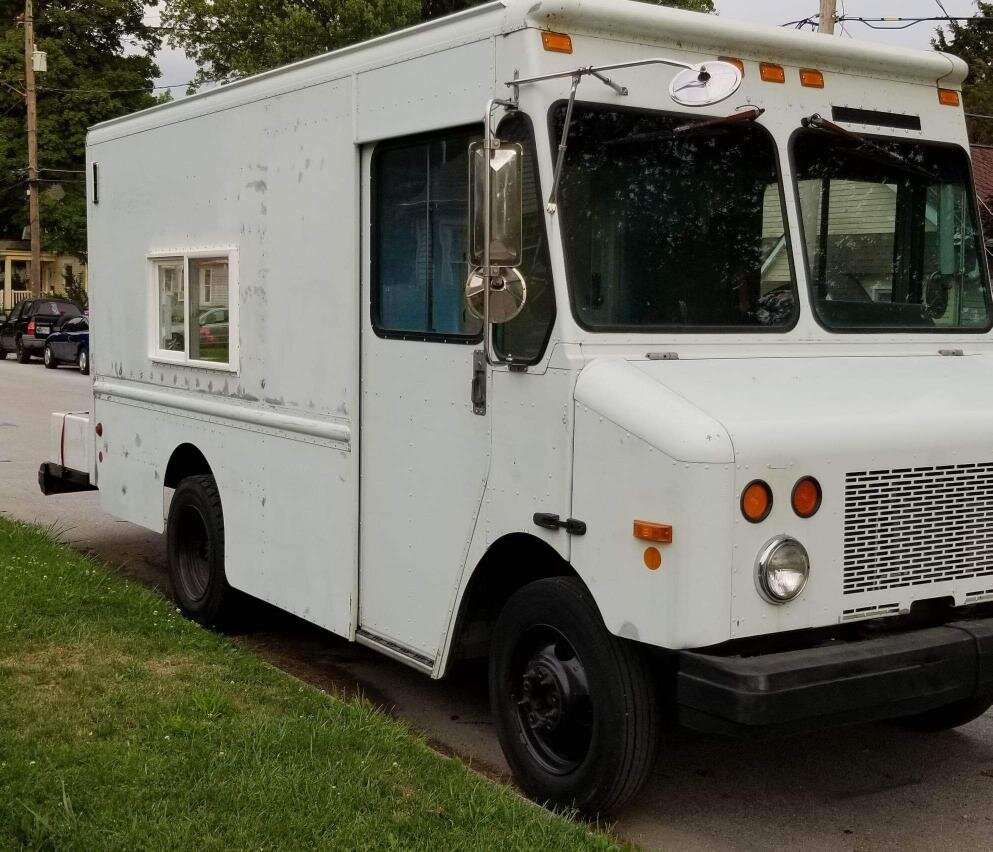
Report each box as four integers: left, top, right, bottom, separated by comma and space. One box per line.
40, 0, 993, 813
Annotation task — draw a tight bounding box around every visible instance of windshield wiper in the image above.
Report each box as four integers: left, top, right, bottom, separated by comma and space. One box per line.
673, 106, 765, 135
801, 113, 939, 181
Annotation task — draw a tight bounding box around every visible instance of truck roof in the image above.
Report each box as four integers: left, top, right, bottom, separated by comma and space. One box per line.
89, 0, 968, 140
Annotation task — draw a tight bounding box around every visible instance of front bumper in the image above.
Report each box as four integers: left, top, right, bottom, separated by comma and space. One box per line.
677, 618, 993, 735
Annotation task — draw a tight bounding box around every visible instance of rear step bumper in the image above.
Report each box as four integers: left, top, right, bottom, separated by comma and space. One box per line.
38, 462, 97, 495
677, 618, 993, 735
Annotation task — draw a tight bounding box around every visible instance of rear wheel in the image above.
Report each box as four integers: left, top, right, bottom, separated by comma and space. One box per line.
43, 344, 58, 369
77, 347, 89, 375
896, 694, 993, 732
489, 577, 659, 816
166, 474, 237, 627
15, 339, 30, 363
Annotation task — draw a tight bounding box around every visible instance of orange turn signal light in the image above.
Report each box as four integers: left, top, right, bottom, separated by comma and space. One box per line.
741, 480, 773, 523
643, 547, 662, 570
718, 56, 745, 76
633, 520, 673, 544
759, 63, 785, 84
791, 477, 822, 518
541, 31, 573, 54
938, 88, 960, 107
799, 68, 825, 88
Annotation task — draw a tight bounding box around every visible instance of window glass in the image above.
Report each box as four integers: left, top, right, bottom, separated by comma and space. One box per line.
554, 103, 796, 330
493, 113, 556, 363
794, 131, 991, 331
155, 258, 185, 352
190, 257, 230, 363
374, 128, 482, 339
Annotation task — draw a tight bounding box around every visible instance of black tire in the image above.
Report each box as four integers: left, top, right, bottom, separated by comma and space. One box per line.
489, 576, 659, 816
15, 339, 31, 363
77, 347, 89, 375
166, 474, 237, 627
0, 344, 6, 360
895, 694, 993, 732
43, 344, 58, 369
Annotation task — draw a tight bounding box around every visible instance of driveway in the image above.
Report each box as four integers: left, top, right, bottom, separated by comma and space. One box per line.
2, 356, 993, 850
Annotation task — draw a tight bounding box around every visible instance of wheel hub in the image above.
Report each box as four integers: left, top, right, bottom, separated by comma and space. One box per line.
513, 634, 593, 773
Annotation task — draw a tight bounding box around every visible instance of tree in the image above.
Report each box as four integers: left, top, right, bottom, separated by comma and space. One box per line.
933, 3, 993, 144
163, 0, 715, 89
0, 0, 162, 257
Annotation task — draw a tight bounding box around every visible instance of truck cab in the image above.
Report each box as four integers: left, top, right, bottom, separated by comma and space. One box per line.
41, 0, 993, 815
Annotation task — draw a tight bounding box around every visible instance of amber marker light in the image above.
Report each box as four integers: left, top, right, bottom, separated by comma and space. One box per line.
938, 88, 961, 107
791, 477, 822, 519
741, 480, 773, 523
799, 68, 825, 88
718, 56, 745, 76
541, 31, 573, 54
644, 547, 662, 571
759, 63, 785, 83
633, 520, 673, 543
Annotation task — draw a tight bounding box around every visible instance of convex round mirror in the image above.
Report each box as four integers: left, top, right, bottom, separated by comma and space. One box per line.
465, 267, 527, 324
669, 61, 742, 107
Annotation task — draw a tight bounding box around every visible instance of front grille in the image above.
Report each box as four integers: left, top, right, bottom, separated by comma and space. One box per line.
844, 463, 993, 594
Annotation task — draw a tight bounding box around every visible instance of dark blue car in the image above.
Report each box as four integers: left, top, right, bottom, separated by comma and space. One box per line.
43, 316, 89, 374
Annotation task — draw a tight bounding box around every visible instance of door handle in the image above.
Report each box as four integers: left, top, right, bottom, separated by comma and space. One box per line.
471, 349, 486, 416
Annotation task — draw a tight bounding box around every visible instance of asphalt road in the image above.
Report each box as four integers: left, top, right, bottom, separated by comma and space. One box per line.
2, 356, 993, 850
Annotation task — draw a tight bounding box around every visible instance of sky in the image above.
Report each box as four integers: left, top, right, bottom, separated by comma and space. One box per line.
149, 0, 983, 95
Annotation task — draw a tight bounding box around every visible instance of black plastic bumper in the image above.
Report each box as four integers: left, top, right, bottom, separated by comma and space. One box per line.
38, 462, 96, 495
677, 618, 993, 735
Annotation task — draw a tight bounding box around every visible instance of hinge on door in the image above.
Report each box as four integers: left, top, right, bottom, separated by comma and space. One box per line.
472, 349, 486, 415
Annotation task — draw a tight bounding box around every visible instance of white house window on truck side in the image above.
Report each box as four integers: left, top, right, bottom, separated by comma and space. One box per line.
149, 250, 236, 369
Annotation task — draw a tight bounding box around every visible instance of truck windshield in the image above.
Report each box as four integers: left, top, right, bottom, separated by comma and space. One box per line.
554, 103, 797, 331
794, 130, 992, 331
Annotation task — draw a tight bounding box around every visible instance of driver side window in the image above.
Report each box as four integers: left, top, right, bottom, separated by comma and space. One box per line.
493, 113, 556, 364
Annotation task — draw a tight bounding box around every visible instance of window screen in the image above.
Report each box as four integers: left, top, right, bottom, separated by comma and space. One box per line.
155, 258, 185, 352
373, 128, 482, 340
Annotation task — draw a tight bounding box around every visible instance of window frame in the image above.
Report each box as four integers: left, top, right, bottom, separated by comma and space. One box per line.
546, 99, 800, 335
788, 127, 993, 335
370, 123, 484, 345
147, 247, 239, 371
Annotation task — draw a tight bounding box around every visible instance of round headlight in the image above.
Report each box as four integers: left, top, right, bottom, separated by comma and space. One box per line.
756, 536, 809, 603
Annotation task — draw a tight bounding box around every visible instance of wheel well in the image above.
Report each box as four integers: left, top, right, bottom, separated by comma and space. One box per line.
164, 443, 213, 489
446, 533, 578, 670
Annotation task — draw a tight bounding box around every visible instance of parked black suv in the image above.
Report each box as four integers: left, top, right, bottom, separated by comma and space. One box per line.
0, 298, 84, 363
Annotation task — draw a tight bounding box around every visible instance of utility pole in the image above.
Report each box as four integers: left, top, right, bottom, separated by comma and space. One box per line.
24, 0, 41, 297
819, 0, 837, 34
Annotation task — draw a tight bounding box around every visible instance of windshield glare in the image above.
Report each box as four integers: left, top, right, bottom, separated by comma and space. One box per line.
555, 103, 797, 331
794, 131, 991, 332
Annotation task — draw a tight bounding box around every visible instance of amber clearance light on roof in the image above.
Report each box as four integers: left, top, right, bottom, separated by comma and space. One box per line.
541, 31, 573, 54
938, 88, 961, 107
799, 68, 825, 88
759, 63, 785, 84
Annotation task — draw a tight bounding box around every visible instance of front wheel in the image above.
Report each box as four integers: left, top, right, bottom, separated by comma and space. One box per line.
489, 577, 659, 816
77, 347, 89, 375
895, 694, 993, 732
166, 474, 238, 627
43, 344, 58, 369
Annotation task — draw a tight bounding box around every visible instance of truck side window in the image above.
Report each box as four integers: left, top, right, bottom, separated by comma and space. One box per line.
493, 113, 556, 364
372, 127, 483, 342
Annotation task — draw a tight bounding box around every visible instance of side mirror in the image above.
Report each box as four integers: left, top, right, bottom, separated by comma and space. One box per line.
469, 140, 524, 268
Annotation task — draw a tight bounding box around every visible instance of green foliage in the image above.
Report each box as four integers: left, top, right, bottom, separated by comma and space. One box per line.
933, 4, 993, 144
0, 0, 161, 254
62, 263, 87, 307
163, 0, 715, 89
0, 518, 624, 850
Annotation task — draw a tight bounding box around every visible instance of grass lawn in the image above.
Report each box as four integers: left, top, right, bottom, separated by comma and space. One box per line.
0, 519, 624, 851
